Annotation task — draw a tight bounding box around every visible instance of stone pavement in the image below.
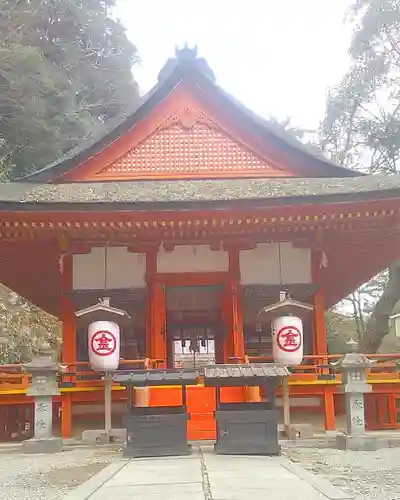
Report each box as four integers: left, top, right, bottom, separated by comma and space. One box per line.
65, 445, 355, 500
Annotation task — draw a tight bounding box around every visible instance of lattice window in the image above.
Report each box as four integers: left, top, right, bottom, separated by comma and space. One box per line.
98, 123, 274, 177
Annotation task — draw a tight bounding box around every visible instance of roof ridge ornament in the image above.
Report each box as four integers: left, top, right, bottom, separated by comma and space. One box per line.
175, 43, 198, 61
158, 44, 216, 83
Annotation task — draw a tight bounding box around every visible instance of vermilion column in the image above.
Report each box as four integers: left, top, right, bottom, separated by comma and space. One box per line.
145, 250, 157, 360
153, 281, 167, 367
228, 248, 245, 362
311, 248, 328, 356
146, 250, 166, 367
311, 248, 334, 430
313, 288, 328, 356
220, 285, 231, 364
60, 252, 75, 439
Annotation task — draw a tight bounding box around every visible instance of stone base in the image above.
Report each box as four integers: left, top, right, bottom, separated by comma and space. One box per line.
82, 428, 126, 445
336, 432, 379, 451
22, 437, 63, 454
337, 431, 400, 451
323, 430, 337, 437
285, 423, 314, 440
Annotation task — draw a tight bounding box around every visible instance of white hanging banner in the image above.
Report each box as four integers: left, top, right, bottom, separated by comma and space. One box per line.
272, 316, 303, 366
88, 321, 120, 371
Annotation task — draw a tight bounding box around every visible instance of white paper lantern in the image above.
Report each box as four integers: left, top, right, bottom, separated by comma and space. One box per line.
272, 316, 303, 367
88, 321, 120, 371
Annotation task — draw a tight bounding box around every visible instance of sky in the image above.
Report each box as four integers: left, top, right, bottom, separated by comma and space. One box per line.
114, 0, 354, 131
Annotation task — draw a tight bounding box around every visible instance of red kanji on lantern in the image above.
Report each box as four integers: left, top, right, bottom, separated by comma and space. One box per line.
90, 330, 117, 357
276, 325, 302, 353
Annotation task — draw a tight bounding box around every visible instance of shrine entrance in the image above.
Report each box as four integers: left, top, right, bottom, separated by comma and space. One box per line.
165, 284, 226, 369
152, 274, 230, 440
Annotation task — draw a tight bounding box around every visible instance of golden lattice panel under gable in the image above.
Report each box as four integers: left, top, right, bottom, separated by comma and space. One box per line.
97, 109, 286, 179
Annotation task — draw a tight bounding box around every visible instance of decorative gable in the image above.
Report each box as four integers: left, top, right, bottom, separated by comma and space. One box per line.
27, 49, 356, 183
89, 106, 295, 181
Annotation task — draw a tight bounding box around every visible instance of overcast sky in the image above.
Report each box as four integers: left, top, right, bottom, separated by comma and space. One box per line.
114, 0, 353, 130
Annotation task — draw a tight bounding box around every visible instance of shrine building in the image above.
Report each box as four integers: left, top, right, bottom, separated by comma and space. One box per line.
2, 46, 400, 440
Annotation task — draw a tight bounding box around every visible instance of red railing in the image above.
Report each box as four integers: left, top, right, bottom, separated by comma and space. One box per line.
0, 364, 30, 388
246, 353, 400, 379
0, 353, 399, 391
0, 358, 163, 390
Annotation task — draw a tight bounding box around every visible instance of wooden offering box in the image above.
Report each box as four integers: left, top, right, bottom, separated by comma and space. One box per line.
114, 369, 199, 458
204, 364, 288, 455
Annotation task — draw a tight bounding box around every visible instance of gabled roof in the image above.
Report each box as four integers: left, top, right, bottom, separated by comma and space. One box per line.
21, 46, 359, 183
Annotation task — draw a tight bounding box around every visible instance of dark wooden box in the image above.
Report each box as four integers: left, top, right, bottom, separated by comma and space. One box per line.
123, 406, 191, 458
214, 401, 281, 456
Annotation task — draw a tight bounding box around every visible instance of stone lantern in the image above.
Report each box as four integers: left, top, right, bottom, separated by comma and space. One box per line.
333, 339, 377, 450
22, 342, 66, 453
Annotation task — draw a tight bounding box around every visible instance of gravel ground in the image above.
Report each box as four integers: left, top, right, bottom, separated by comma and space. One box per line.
2, 444, 400, 500
0, 446, 119, 499
283, 445, 400, 500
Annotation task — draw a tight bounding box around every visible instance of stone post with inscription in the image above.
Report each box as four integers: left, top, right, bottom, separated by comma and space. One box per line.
334, 339, 377, 451
22, 343, 65, 453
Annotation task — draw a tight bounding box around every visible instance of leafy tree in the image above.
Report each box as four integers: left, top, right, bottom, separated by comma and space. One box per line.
0, 1, 140, 361
0, 288, 61, 364
325, 310, 358, 353
0, 0, 140, 178
320, 0, 400, 352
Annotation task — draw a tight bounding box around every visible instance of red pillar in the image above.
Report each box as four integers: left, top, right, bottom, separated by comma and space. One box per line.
60, 252, 75, 439
228, 248, 245, 362
311, 249, 328, 356
146, 249, 166, 367
145, 250, 156, 361
312, 248, 334, 430
313, 288, 328, 356
153, 281, 167, 367
324, 387, 336, 431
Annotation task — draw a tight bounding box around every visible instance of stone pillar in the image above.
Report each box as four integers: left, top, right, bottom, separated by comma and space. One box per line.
335, 340, 377, 451
22, 343, 65, 453
33, 397, 54, 440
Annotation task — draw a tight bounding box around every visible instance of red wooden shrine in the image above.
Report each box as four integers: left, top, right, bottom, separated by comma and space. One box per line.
1, 46, 400, 439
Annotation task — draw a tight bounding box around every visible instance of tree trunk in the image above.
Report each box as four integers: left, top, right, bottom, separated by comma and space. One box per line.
360, 261, 400, 353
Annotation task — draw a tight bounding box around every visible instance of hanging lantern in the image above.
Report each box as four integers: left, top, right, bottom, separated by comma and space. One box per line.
76, 297, 130, 372
88, 320, 121, 371
271, 316, 303, 366
259, 290, 313, 367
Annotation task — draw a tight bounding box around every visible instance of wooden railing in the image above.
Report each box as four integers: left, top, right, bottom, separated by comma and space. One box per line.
0, 364, 30, 389
0, 353, 399, 392
247, 353, 400, 380
0, 358, 163, 391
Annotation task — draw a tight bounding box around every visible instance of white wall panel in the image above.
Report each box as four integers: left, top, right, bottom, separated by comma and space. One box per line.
239, 243, 311, 285
157, 245, 229, 273
239, 243, 280, 285
280, 242, 311, 284
73, 247, 105, 290
72, 247, 146, 290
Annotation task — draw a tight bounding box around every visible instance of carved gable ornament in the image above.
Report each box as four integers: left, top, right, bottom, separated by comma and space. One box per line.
95, 106, 291, 180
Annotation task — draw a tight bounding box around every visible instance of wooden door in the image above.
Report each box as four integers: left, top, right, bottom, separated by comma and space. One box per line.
186, 386, 217, 441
